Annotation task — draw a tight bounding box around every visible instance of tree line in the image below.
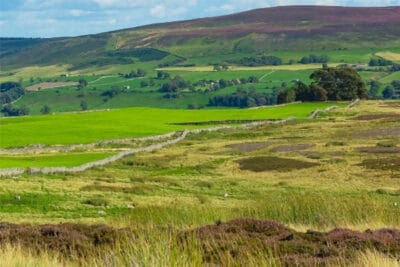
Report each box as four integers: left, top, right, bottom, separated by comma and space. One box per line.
208, 87, 277, 108
228, 54, 329, 67
159, 75, 259, 98
0, 82, 25, 105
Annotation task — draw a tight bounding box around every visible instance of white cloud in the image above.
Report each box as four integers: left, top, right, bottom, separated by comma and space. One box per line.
220, 4, 235, 12
172, 6, 188, 16
92, 0, 122, 7
108, 18, 117, 25
70, 9, 84, 17
149, 2, 190, 19
93, 0, 145, 8
150, 4, 166, 18
22, 0, 65, 9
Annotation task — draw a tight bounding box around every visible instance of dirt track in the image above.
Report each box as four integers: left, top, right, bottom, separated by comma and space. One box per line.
26, 82, 78, 91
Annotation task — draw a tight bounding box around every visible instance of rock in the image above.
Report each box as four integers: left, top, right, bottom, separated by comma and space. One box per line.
98, 210, 106, 216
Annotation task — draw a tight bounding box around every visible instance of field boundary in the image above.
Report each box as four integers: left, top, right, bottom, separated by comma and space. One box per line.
0, 118, 294, 177
0, 131, 178, 155
308, 105, 339, 119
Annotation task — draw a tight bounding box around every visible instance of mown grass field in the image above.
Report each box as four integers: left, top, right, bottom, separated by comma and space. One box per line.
0, 101, 399, 266
0, 152, 112, 168
0, 102, 340, 148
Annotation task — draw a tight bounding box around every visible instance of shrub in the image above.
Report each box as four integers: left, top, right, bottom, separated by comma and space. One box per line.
83, 198, 109, 207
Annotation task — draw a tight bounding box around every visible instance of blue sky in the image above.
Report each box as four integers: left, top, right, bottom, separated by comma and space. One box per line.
1, 0, 399, 38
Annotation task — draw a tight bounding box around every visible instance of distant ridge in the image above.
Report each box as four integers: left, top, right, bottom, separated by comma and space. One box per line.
1, 6, 400, 69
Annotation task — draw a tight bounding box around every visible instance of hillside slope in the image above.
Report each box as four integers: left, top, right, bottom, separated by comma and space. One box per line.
1, 6, 400, 69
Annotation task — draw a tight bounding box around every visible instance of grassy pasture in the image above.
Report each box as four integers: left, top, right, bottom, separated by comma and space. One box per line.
0, 152, 112, 168
376, 51, 400, 62
378, 71, 400, 83
0, 65, 71, 83
0, 102, 339, 148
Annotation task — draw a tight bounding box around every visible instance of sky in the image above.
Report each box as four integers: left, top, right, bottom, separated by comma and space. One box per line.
1, 0, 399, 38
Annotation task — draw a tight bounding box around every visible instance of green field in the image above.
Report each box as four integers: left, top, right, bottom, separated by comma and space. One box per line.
0, 102, 340, 148
0, 152, 113, 168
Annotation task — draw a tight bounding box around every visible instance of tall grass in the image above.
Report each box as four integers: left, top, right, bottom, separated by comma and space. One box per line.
0, 244, 67, 267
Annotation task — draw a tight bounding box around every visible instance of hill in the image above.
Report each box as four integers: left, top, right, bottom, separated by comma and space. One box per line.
1, 6, 400, 70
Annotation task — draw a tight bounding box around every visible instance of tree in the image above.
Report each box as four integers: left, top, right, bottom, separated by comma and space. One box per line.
159, 76, 188, 93
80, 100, 88, 111
247, 76, 259, 83
369, 58, 392, 66
157, 71, 170, 79
208, 87, 274, 108
368, 80, 381, 99
382, 85, 395, 99
277, 88, 296, 104
1, 104, 29, 116
219, 79, 228, 88
40, 105, 51, 114
233, 55, 282, 66
213, 62, 229, 71
136, 68, 147, 77
310, 67, 366, 100
77, 79, 87, 89
310, 83, 328, 101
0, 82, 25, 105
101, 86, 121, 98
140, 81, 149, 87
391, 80, 400, 91
292, 81, 311, 101
300, 54, 329, 64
